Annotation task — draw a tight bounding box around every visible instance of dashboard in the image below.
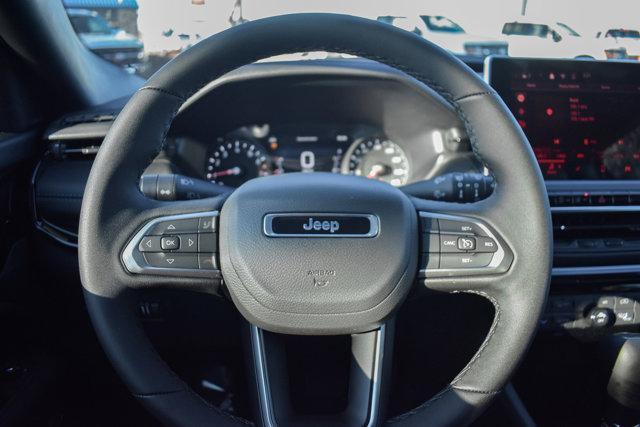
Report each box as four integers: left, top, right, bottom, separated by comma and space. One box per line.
164, 61, 477, 189
34, 56, 640, 342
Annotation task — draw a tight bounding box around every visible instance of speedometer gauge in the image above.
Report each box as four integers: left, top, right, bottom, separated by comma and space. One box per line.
206, 139, 270, 187
342, 138, 410, 186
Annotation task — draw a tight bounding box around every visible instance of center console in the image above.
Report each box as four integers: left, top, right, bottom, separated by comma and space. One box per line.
487, 57, 640, 337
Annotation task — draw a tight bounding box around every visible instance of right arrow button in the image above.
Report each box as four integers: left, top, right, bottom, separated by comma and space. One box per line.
178, 233, 199, 253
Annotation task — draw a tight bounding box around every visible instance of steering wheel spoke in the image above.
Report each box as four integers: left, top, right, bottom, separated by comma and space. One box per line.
250, 322, 393, 427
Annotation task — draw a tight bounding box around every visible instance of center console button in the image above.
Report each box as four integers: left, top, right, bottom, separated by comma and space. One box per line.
597, 296, 616, 308
440, 253, 493, 269
615, 309, 635, 324
588, 308, 614, 328
144, 253, 199, 269
617, 297, 635, 308
438, 219, 483, 235
160, 236, 180, 251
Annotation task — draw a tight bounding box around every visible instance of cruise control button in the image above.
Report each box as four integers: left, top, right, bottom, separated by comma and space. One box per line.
476, 236, 498, 253
179, 234, 198, 253
144, 253, 198, 269
440, 235, 465, 253
457, 236, 476, 251
139, 236, 161, 252
438, 219, 483, 235
148, 218, 199, 235
198, 253, 219, 270
160, 236, 180, 251
422, 233, 440, 253
198, 216, 217, 233
199, 233, 218, 252
440, 253, 493, 269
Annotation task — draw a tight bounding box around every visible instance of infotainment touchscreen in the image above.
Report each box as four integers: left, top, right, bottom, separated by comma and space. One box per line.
486, 57, 640, 180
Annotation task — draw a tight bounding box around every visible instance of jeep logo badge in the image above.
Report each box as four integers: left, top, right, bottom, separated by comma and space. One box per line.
302, 218, 340, 233
263, 214, 379, 237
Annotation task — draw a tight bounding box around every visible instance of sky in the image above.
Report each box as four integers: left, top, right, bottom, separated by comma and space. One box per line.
136, 0, 640, 51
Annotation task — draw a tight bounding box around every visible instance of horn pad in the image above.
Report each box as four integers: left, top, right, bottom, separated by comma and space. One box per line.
219, 173, 417, 334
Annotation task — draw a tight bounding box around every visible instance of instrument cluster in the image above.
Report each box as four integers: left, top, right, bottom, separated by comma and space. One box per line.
204, 123, 411, 187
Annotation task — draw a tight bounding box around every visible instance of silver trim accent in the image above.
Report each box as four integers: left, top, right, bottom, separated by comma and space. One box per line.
418, 212, 509, 277
553, 265, 640, 276
250, 324, 385, 427
365, 325, 385, 427
121, 211, 220, 278
551, 206, 640, 213
263, 213, 379, 238
250, 326, 278, 427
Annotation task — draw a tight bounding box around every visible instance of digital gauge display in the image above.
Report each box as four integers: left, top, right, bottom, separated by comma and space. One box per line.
205, 124, 411, 187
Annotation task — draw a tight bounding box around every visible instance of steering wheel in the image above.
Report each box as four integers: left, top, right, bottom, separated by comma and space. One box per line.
78, 13, 552, 427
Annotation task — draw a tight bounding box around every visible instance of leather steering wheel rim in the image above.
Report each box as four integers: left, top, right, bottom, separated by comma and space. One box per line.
78, 13, 552, 427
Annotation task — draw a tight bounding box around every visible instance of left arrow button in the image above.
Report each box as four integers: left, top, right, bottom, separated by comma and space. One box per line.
138, 236, 161, 252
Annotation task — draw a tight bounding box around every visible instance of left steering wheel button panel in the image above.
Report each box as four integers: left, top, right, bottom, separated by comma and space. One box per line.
123, 212, 220, 276
144, 253, 199, 269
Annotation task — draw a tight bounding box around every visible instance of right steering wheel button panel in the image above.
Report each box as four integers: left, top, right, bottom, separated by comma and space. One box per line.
418, 212, 512, 277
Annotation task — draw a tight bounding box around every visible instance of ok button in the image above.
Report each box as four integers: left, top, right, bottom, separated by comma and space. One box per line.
161, 236, 180, 250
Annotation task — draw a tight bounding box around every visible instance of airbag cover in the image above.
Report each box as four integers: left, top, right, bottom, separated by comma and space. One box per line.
219, 172, 417, 334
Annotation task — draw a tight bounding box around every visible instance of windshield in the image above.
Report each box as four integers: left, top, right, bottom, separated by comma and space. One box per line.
61, 0, 640, 76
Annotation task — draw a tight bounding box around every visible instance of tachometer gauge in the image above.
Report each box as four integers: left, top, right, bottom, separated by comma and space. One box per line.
206, 139, 270, 187
342, 137, 410, 186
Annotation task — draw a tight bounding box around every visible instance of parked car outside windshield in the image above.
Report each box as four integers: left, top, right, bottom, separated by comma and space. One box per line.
61, 0, 640, 78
